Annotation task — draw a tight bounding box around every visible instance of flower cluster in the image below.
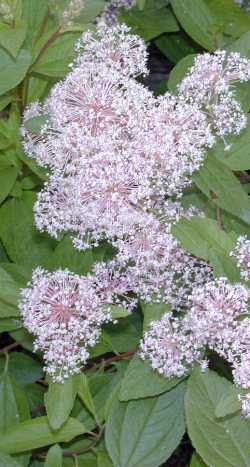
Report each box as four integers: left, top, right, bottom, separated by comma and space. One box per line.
21, 25, 250, 391
19, 265, 132, 382
141, 278, 250, 416
230, 235, 250, 281
179, 51, 250, 144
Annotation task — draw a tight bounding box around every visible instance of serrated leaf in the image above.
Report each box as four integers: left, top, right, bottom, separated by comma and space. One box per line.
45, 376, 78, 430
185, 369, 250, 467
45, 444, 62, 467
0, 48, 31, 96
0, 416, 86, 454
106, 381, 186, 467
119, 354, 182, 401
193, 155, 250, 225
171, 0, 219, 50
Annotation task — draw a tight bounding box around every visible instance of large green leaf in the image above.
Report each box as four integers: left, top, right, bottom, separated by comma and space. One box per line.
0, 353, 43, 385
215, 386, 241, 418
77, 373, 97, 420
0, 167, 18, 204
45, 376, 78, 430
0, 416, 86, 454
105, 382, 186, 467
193, 155, 250, 225
22, 0, 49, 49
0, 371, 30, 433
119, 354, 182, 401
0, 191, 55, 267
120, 6, 179, 41
32, 32, 80, 77
171, 0, 219, 50
0, 48, 31, 96
207, 0, 250, 38
155, 33, 198, 64
50, 235, 96, 275
0, 21, 26, 57
172, 216, 235, 261
185, 369, 250, 467
44, 444, 62, 467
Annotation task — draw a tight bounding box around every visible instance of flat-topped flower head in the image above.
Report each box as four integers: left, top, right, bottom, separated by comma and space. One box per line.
19, 268, 114, 381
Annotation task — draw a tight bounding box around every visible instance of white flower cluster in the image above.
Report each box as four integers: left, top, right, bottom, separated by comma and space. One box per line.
21, 25, 250, 390
179, 51, 250, 144
230, 235, 250, 281
19, 265, 133, 382
141, 278, 250, 416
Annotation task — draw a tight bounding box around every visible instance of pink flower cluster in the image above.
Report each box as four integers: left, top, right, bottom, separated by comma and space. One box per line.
21, 25, 250, 397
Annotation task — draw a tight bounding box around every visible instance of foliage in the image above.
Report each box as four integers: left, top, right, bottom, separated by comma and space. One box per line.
0, 0, 250, 466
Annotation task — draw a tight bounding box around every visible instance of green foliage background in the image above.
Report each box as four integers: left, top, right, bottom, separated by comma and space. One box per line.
0, 0, 250, 466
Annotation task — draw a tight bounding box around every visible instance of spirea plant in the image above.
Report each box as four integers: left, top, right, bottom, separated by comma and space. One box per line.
1, 1, 250, 467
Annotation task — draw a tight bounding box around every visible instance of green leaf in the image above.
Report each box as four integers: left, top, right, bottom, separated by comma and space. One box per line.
24, 114, 48, 134
0, 318, 21, 332
0, 48, 31, 96
105, 381, 186, 467
50, 235, 96, 275
167, 54, 195, 92
190, 452, 207, 467
171, 0, 219, 50
0, 266, 22, 317
0, 372, 30, 433
212, 121, 250, 170
45, 376, 78, 430
185, 368, 250, 467
207, 0, 250, 38
193, 155, 250, 225
97, 450, 113, 467
0, 167, 18, 204
0, 452, 22, 467
119, 354, 182, 401
0, 353, 43, 385
0, 191, 55, 267
120, 6, 179, 41
45, 444, 62, 467
76, 0, 105, 23
0, 416, 86, 454
22, 0, 49, 50
110, 305, 131, 320
215, 387, 241, 418
32, 32, 80, 77
172, 216, 235, 261
141, 300, 170, 331
77, 373, 97, 420
208, 247, 241, 282
155, 33, 198, 64
0, 21, 26, 57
